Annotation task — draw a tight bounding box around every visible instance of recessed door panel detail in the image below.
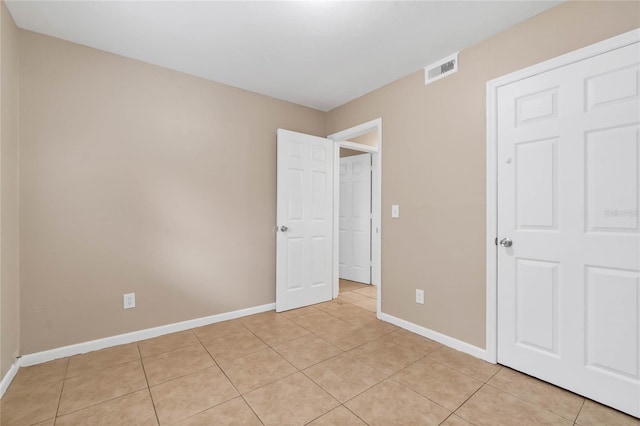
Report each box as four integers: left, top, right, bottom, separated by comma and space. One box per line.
312, 145, 326, 162
310, 236, 325, 286
516, 88, 557, 125
338, 229, 347, 267
515, 139, 557, 229
586, 65, 640, 111
585, 266, 639, 378
290, 141, 303, 159
352, 230, 368, 269
312, 171, 326, 221
586, 125, 639, 232
352, 181, 367, 218
339, 183, 347, 218
288, 169, 304, 221
287, 237, 304, 291
515, 259, 559, 355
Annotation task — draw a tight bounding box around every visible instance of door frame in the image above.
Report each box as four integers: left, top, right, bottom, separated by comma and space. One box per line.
485, 29, 640, 364
328, 118, 382, 317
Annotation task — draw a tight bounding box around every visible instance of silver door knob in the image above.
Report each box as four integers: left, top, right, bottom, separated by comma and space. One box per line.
499, 238, 513, 247
280, 226, 288, 232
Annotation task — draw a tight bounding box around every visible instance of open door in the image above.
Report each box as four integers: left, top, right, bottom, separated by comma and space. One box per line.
276, 129, 334, 312
339, 153, 372, 284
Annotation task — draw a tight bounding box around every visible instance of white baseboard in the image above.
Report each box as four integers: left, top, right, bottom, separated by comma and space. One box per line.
379, 312, 492, 363
0, 360, 21, 398
19, 303, 276, 367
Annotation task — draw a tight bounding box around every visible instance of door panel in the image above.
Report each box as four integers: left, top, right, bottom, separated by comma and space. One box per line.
515, 259, 559, 355
585, 267, 639, 379
515, 139, 557, 229
276, 129, 333, 312
497, 43, 640, 416
338, 153, 372, 284
586, 124, 639, 232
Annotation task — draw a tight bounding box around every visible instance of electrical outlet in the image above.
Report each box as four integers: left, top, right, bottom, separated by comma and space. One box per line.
416, 289, 424, 304
123, 293, 136, 309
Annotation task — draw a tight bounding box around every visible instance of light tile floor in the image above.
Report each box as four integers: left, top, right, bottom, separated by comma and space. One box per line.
1, 279, 638, 425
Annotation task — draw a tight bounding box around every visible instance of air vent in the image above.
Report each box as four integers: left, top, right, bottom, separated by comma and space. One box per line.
424, 53, 458, 86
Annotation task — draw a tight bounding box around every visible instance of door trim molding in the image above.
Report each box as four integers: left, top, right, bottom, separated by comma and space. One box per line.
328, 118, 382, 317
485, 28, 640, 364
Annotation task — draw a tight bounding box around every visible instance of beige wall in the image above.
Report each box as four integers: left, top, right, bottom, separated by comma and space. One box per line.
18, 31, 325, 353
1, 0, 20, 377
349, 130, 378, 148
326, 1, 640, 349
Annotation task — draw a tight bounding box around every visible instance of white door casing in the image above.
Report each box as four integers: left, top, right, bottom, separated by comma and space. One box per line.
339, 153, 372, 284
496, 41, 640, 417
276, 129, 334, 312
329, 118, 382, 306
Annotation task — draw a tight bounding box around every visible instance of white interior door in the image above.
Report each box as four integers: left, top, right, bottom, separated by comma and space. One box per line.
339, 153, 372, 284
276, 129, 333, 312
497, 43, 640, 416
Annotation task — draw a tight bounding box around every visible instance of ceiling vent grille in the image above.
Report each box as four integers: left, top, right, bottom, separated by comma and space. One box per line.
424, 52, 458, 86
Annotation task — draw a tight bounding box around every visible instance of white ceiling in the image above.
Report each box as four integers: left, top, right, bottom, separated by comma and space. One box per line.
6, 1, 561, 111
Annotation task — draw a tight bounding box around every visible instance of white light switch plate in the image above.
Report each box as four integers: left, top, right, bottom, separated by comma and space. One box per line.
392, 204, 400, 218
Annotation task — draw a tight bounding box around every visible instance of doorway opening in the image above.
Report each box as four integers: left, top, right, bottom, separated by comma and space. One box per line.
328, 118, 382, 317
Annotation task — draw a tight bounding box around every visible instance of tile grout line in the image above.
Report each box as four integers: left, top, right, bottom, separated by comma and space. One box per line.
200, 330, 289, 426
137, 344, 161, 426
301, 362, 383, 412
425, 354, 499, 384
481, 373, 586, 423
238, 392, 267, 426
432, 356, 502, 423
384, 358, 464, 419
449, 382, 488, 424
52, 357, 71, 424
445, 363, 503, 422
169, 341, 250, 425
573, 399, 585, 425
138, 323, 266, 424
47, 346, 154, 421
136, 331, 201, 360
229, 364, 300, 424
52, 388, 153, 421
343, 404, 372, 426
238, 368, 301, 398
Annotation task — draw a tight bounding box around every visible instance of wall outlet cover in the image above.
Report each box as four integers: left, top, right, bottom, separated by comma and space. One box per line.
123, 293, 136, 309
